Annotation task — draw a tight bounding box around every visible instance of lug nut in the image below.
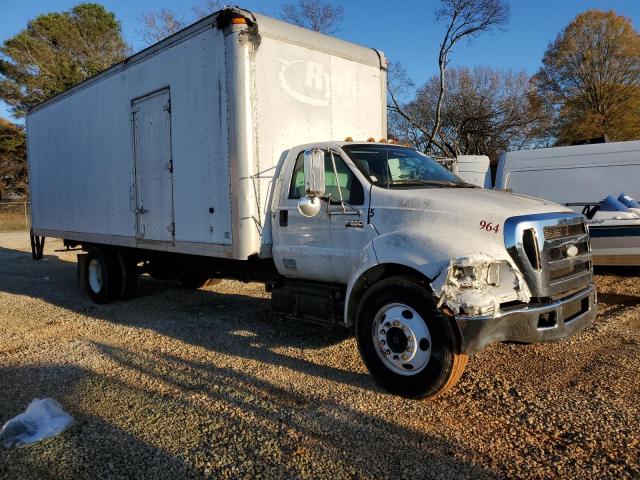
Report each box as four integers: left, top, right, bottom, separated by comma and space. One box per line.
393, 355, 399, 360
401, 354, 408, 361
380, 329, 386, 335
385, 349, 391, 355
406, 346, 413, 353
402, 326, 409, 333
393, 320, 400, 327
380, 340, 386, 346
384, 322, 391, 328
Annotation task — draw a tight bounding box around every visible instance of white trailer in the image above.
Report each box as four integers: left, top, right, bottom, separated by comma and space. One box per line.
495, 141, 640, 204
27, 8, 596, 399
27, 8, 387, 260
452, 155, 492, 188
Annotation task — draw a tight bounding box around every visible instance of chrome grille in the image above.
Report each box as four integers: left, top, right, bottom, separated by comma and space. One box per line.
544, 223, 586, 240
505, 213, 593, 297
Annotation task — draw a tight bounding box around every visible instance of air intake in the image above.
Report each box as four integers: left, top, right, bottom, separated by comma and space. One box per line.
522, 228, 541, 270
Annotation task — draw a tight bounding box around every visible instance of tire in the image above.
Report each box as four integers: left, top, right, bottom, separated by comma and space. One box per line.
356, 276, 468, 399
85, 247, 122, 304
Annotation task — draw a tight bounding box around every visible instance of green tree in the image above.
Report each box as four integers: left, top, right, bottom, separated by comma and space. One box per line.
0, 3, 128, 117
0, 119, 27, 200
534, 10, 640, 145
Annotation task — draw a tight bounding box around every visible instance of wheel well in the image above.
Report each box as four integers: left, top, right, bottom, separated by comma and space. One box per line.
346, 264, 432, 328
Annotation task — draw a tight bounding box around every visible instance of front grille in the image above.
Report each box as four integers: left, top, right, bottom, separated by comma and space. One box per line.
505, 213, 593, 298
548, 261, 590, 281
548, 240, 590, 261
544, 223, 586, 240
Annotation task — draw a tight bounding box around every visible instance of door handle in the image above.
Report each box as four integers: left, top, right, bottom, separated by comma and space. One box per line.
279, 210, 288, 227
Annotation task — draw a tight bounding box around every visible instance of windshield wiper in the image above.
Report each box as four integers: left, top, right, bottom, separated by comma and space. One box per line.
388, 179, 474, 188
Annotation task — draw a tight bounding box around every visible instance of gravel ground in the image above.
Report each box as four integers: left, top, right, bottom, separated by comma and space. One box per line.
0, 231, 638, 479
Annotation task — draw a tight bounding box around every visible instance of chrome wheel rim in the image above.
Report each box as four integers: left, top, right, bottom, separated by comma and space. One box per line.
372, 303, 431, 376
88, 258, 103, 293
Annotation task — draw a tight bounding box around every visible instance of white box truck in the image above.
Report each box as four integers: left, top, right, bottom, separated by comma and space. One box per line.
27, 8, 597, 398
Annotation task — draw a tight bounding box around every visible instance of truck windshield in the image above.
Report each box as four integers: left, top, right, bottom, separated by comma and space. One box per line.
341, 144, 470, 188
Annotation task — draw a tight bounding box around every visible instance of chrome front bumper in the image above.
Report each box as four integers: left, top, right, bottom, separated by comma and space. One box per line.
455, 284, 597, 355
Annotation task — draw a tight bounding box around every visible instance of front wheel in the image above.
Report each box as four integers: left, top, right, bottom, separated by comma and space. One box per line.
356, 276, 467, 399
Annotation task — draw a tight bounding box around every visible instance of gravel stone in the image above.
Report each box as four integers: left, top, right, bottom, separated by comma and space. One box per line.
0, 231, 638, 479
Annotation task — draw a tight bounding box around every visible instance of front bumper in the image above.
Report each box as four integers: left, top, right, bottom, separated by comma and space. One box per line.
455, 284, 597, 355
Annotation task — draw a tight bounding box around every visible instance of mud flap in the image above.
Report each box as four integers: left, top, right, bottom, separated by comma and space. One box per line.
77, 253, 88, 292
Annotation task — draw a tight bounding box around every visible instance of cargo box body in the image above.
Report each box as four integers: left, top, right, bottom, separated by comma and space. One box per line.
27, 9, 387, 260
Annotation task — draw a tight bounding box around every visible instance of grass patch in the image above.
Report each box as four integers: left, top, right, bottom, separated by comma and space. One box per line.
0, 207, 30, 232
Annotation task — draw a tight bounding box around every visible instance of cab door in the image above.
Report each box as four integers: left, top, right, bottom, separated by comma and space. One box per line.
273, 148, 368, 283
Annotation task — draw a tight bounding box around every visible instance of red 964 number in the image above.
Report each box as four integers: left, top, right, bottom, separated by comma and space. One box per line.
480, 220, 500, 234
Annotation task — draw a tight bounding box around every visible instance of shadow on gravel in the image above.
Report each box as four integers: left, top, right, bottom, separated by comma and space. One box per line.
91, 342, 499, 479
594, 265, 640, 277
0, 246, 369, 391
0, 365, 199, 479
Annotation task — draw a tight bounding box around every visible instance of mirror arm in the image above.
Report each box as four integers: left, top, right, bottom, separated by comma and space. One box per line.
329, 151, 346, 214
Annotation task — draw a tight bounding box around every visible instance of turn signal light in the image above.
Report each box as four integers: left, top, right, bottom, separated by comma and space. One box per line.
231, 16, 247, 24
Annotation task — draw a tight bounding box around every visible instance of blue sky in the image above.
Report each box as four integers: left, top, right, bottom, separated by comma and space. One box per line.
1, 0, 639, 121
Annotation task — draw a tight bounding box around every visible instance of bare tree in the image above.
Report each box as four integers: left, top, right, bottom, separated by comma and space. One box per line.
192, 0, 224, 20
137, 9, 185, 45
389, 0, 509, 156
428, 0, 510, 152
389, 66, 548, 163
137, 1, 223, 46
280, 0, 344, 34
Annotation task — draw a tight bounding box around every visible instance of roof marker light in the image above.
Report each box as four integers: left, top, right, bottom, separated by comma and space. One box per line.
231, 16, 247, 24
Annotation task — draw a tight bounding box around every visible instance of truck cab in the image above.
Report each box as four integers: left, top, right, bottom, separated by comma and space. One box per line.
269, 141, 597, 398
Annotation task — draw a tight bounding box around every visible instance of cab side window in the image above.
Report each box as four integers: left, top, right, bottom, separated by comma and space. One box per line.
288, 151, 364, 205
289, 152, 306, 199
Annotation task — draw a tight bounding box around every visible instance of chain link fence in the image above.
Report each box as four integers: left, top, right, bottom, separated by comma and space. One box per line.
0, 202, 30, 231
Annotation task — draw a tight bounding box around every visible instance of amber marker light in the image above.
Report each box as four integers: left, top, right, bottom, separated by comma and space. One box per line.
231, 16, 247, 24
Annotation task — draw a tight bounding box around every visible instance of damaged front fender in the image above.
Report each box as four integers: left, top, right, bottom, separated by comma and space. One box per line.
430, 254, 531, 316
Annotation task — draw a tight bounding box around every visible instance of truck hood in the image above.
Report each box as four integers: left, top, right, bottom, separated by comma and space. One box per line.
368, 186, 572, 277
367, 187, 573, 315
370, 186, 569, 224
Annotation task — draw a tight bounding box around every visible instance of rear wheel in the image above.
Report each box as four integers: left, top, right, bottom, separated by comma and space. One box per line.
85, 247, 122, 304
356, 276, 467, 399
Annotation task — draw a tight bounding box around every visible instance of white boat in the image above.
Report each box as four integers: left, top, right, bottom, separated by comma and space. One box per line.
578, 195, 640, 266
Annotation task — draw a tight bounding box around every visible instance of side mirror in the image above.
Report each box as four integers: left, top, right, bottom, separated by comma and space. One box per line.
303, 148, 325, 197
297, 195, 322, 217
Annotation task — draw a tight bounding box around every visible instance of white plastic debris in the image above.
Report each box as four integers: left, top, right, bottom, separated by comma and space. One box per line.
0, 398, 74, 448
